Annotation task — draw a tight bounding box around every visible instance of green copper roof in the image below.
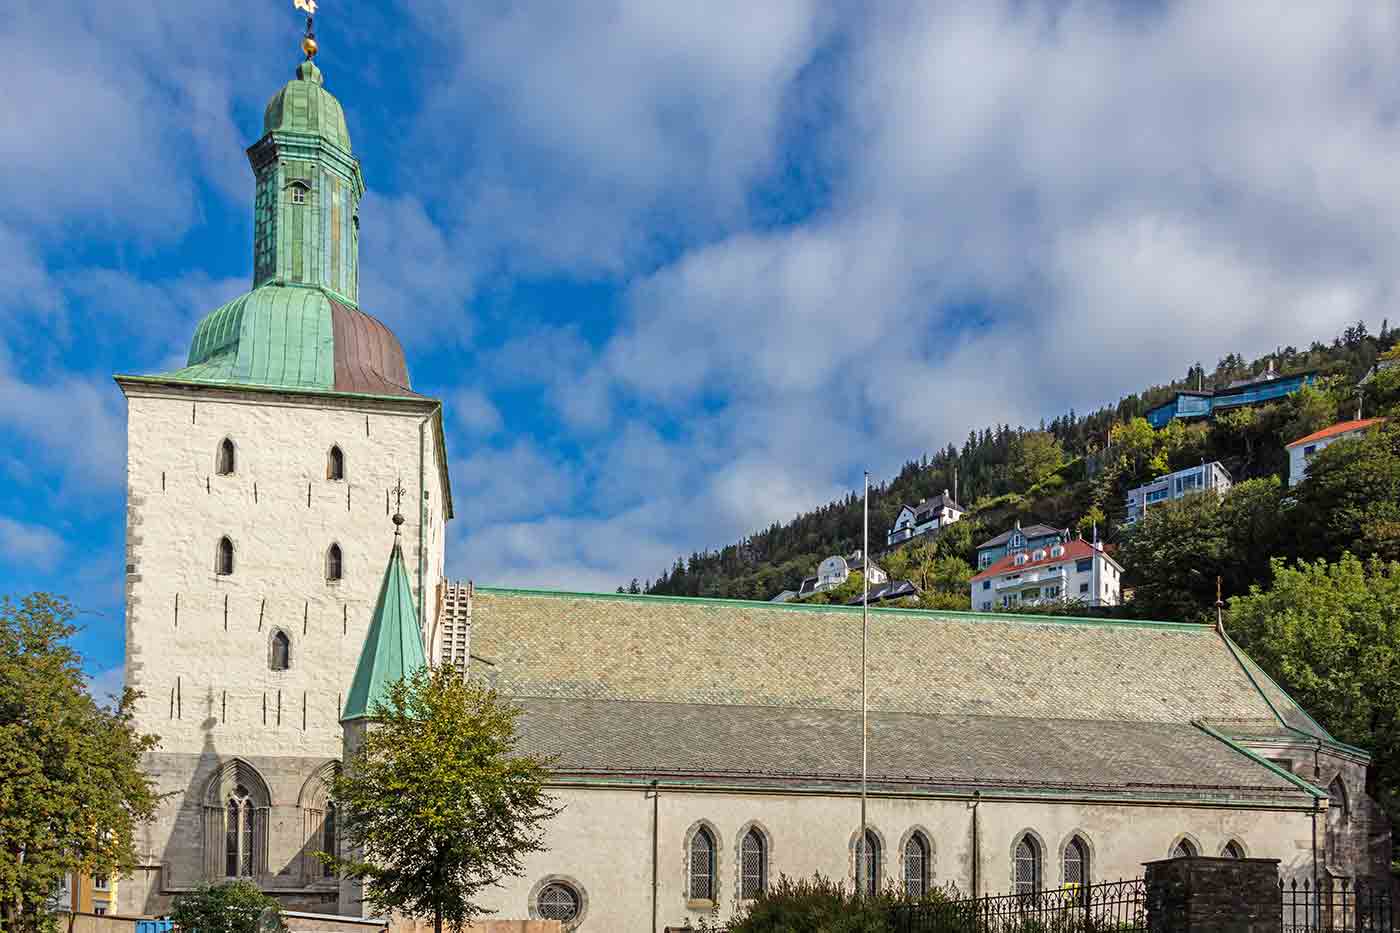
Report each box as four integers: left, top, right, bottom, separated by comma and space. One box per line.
264, 60, 352, 151
170, 285, 334, 389
342, 534, 427, 722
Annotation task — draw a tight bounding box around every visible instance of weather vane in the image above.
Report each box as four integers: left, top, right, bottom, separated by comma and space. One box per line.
294, 0, 318, 59
389, 479, 407, 533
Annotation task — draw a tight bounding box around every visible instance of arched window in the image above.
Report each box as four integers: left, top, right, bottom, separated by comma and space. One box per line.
1063, 836, 1088, 888
537, 883, 580, 922
326, 544, 343, 582
741, 828, 767, 899
689, 827, 716, 901
904, 832, 929, 898
289, 182, 308, 205
1329, 777, 1349, 823
217, 537, 235, 576
857, 830, 880, 897
1014, 835, 1041, 895
271, 632, 290, 672
1222, 840, 1245, 859
328, 445, 345, 481
217, 438, 236, 475
322, 802, 337, 877
225, 785, 256, 877
1171, 838, 1198, 859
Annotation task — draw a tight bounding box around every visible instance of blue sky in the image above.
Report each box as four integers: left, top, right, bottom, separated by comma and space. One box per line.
5, 1, 1400, 697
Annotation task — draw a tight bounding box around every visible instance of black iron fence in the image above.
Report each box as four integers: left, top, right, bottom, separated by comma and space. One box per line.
890, 878, 1148, 933
1281, 877, 1393, 933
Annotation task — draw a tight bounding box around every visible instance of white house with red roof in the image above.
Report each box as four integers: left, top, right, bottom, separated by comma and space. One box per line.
1285, 418, 1387, 487
968, 535, 1124, 611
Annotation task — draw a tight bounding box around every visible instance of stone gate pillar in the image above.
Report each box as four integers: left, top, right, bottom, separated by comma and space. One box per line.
1145, 856, 1282, 933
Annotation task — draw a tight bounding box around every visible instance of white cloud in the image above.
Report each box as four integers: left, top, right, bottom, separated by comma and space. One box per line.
85, 665, 125, 705
0, 516, 65, 571
0, 356, 127, 492
452, 389, 503, 436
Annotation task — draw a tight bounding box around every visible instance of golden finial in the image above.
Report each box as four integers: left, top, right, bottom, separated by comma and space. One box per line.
294, 0, 318, 58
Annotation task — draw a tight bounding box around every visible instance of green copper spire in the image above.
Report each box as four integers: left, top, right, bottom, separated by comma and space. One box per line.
342, 513, 428, 722
248, 54, 364, 303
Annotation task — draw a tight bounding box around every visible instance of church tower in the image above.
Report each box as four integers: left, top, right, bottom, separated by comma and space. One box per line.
114, 15, 452, 916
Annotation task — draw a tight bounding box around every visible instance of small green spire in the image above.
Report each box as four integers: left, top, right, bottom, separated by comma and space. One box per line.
342, 512, 427, 722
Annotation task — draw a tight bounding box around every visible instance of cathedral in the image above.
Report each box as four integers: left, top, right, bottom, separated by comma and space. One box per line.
115, 23, 1388, 933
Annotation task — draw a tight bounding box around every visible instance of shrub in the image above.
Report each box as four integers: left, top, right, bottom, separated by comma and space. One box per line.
728, 873, 957, 933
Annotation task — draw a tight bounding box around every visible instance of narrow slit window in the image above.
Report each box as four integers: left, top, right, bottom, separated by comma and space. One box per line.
328, 445, 345, 480
323, 802, 337, 876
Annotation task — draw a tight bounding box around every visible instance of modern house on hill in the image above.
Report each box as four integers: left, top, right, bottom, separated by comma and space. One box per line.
1286, 418, 1387, 487
886, 491, 965, 547
1146, 368, 1318, 428
975, 521, 1068, 570
1125, 461, 1232, 524
970, 537, 1123, 611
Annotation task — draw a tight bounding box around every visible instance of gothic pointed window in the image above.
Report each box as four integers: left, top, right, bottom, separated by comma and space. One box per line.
903, 832, 929, 898
1063, 836, 1088, 888
322, 802, 337, 877
225, 785, 257, 878
271, 632, 290, 672
217, 537, 235, 576
328, 445, 345, 480
1014, 835, 1040, 895
217, 438, 236, 475
1222, 840, 1245, 859
857, 830, 880, 897
326, 544, 343, 582
1329, 777, 1349, 822
1171, 838, 1197, 859
741, 828, 767, 899
689, 827, 716, 901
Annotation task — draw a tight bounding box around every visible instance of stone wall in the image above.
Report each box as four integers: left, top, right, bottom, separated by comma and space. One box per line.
1145, 856, 1282, 933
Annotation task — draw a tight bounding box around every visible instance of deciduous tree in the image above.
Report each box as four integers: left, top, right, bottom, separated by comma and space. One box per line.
169, 881, 284, 933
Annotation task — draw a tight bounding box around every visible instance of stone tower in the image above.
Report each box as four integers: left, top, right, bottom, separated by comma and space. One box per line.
114, 32, 452, 916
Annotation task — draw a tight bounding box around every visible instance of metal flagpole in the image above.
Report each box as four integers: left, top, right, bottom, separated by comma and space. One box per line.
859, 471, 870, 898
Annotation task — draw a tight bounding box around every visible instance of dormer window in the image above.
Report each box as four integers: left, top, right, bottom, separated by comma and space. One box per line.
1033, 549, 1046, 561
1014, 554, 1027, 566
1051, 545, 1064, 558
288, 182, 310, 205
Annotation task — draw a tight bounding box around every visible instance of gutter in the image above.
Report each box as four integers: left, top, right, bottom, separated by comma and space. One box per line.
418, 417, 428, 625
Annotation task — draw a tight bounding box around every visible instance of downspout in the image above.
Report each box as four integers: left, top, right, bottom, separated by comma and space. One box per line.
1311, 798, 1321, 930
650, 780, 660, 933
418, 417, 428, 625
971, 790, 981, 898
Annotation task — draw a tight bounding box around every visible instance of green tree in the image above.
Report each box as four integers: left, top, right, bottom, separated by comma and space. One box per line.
1228, 555, 1400, 811
1291, 423, 1400, 562
1008, 431, 1064, 490
325, 666, 560, 933
170, 881, 285, 933
0, 594, 161, 933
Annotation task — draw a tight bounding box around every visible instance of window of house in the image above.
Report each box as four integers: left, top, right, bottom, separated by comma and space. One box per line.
1050, 545, 1064, 558
94, 908, 107, 917
536, 882, 580, 922
982, 581, 991, 590
327, 544, 343, 582
1023, 587, 1041, 600
93, 875, 109, 891
982, 602, 992, 610
217, 438, 236, 475
1171, 838, 1197, 859
225, 786, 256, 877
1014, 835, 1040, 895
689, 827, 716, 901
741, 829, 767, 899
1063, 837, 1088, 888
1014, 554, 1027, 566
328, 445, 345, 481
217, 537, 235, 576
857, 830, 880, 897
1304, 445, 1318, 458
323, 802, 337, 877
903, 832, 929, 898
1079, 583, 1089, 594
271, 632, 291, 672
291, 185, 307, 204
1045, 586, 1060, 598
1222, 840, 1244, 859
1076, 558, 1092, 573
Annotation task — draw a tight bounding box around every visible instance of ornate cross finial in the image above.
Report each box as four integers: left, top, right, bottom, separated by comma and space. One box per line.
389, 479, 407, 535
294, 0, 318, 59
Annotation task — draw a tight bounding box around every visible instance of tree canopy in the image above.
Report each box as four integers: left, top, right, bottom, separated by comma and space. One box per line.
326, 665, 560, 933
0, 594, 162, 933
170, 881, 285, 933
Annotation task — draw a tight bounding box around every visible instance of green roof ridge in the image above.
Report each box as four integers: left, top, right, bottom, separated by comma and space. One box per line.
1193, 720, 1327, 800
1218, 630, 1336, 742
342, 535, 427, 722
470, 584, 1209, 630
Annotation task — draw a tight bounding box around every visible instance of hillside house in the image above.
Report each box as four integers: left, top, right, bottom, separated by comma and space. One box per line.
886, 491, 965, 546
969, 538, 1124, 611
1125, 462, 1233, 524
1286, 418, 1387, 487
1146, 368, 1318, 428
975, 521, 1069, 570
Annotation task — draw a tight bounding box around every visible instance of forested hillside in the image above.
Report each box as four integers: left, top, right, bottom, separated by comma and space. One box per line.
629, 321, 1398, 607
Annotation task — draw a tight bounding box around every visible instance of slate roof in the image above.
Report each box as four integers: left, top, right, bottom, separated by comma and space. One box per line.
847, 580, 919, 604
512, 698, 1306, 802
912, 492, 964, 519
466, 588, 1340, 802
975, 524, 1066, 551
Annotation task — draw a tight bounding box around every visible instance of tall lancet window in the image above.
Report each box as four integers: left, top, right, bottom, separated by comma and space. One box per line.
225, 786, 255, 877
217, 537, 235, 576
689, 827, 716, 900
328, 445, 345, 480
326, 544, 343, 582
271, 632, 291, 672
322, 802, 337, 877
857, 830, 880, 897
